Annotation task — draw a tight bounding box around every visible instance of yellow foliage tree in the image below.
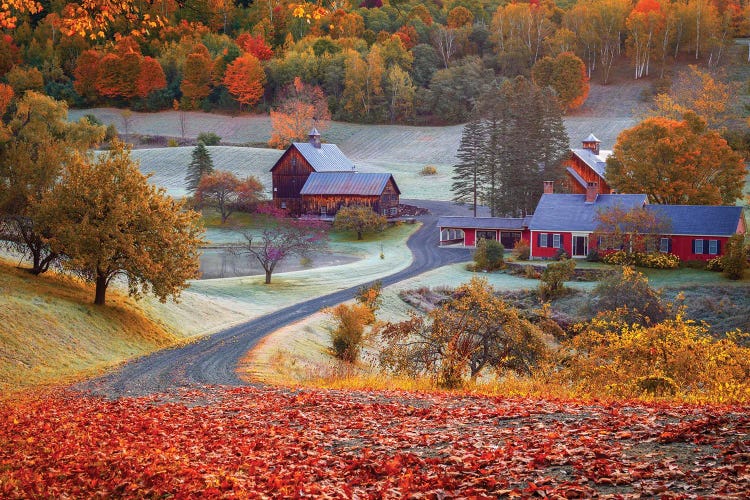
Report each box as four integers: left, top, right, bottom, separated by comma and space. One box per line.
40, 141, 204, 305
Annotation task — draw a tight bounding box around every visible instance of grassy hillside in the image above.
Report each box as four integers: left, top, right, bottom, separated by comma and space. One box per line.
0, 261, 182, 393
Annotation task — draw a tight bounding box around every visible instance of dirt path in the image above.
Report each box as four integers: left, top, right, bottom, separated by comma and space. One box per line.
78, 200, 478, 398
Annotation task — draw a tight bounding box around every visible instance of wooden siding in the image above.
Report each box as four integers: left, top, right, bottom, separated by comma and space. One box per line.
301, 178, 400, 217
272, 146, 315, 213
562, 155, 611, 194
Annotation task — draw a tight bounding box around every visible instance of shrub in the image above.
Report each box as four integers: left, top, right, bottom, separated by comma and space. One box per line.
327, 303, 374, 363
590, 266, 669, 325
602, 251, 679, 269
512, 239, 530, 261
104, 124, 118, 141
554, 248, 569, 261
168, 138, 179, 147
539, 259, 575, 299
585, 249, 600, 262
473, 238, 504, 271
83, 114, 103, 126
562, 316, 750, 403
722, 234, 747, 280
197, 131, 222, 145
706, 256, 723, 272
420, 165, 437, 175
524, 264, 540, 279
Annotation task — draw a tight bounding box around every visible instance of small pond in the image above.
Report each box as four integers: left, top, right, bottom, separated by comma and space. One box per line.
198, 247, 359, 279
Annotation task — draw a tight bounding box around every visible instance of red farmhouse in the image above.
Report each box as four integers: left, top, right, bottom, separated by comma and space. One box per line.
439, 182, 746, 262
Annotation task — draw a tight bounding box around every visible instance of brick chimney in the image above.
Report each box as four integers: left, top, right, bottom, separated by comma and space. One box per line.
585, 182, 598, 203
582, 133, 601, 155
543, 181, 554, 194
309, 127, 321, 149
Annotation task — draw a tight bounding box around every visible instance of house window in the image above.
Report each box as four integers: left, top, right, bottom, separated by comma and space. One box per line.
659, 237, 671, 253
552, 234, 561, 249
539, 233, 548, 248
709, 240, 719, 255
441, 230, 449, 241
693, 239, 704, 254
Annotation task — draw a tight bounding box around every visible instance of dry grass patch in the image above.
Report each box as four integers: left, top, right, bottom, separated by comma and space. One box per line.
0, 260, 181, 394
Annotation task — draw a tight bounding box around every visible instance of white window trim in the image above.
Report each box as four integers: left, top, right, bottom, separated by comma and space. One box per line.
552, 234, 561, 249
659, 237, 670, 253
540, 233, 548, 248
708, 240, 718, 255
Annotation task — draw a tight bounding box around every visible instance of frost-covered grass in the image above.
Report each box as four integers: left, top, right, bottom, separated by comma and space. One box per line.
129, 146, 282, 199
152, 223, 419, 336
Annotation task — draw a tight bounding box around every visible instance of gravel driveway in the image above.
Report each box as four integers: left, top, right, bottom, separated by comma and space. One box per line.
79, 200, 479, 398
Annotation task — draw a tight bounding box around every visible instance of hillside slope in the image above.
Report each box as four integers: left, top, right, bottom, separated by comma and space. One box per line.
0, 261, 182, 393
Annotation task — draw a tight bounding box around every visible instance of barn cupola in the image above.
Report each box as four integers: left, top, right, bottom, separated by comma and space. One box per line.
308, 127, 321, 148
582, 133, 601, 155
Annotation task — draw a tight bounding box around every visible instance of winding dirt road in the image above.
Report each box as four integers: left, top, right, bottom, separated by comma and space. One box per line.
80, 200, 478, 398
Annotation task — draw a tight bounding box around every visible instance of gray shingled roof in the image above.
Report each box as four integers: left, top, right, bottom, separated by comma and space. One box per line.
437, 216, 529, 230
528, 194, 648, 232
292, 142, 356, 172
300, 172, 399, 196
646, 205, 744, 237
570, 148, 611, 179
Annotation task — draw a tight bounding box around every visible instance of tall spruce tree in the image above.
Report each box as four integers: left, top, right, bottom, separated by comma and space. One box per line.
452, 118, 486, 216
185, 142, 214, 194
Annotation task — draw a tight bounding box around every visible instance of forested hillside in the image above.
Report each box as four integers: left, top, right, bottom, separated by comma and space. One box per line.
1, 0, 748, 129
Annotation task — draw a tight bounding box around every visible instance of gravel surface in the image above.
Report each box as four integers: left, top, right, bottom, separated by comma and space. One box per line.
78, 200, 480, 398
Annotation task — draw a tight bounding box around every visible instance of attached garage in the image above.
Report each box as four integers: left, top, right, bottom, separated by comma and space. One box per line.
437, 216, 531, 248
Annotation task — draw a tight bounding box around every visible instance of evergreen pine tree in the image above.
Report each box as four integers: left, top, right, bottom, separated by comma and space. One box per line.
185, 142, 214, 194
451, 118, 486, 216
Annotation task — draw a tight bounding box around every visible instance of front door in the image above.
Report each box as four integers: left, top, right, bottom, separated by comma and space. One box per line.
573, 235, 588, 257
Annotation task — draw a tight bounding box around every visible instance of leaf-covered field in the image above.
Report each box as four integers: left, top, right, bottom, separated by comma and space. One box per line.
1, 386, 747, 497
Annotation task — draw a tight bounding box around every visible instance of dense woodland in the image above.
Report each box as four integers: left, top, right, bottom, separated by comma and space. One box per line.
0, 0, 748, 126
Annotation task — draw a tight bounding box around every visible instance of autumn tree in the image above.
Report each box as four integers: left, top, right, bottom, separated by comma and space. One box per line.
180, 44, 214, 109
0, 92, 104, 275
40, 141, 203, 305
268, 77, 330, 149
93, 39, 167, 100
384, 65, 415, 123
341, 47, 384, 122
196, 171, 263, 223
223, 53, 266, 108
606, 114, 745, 205
238, 208, 327, 284
73, 50, 101, 104
626, 0, 665, 79
646, 65, 738, 131
531, 52, 589, 111
185, 142, 214, 194
594, 205, 672, 255
379, 277, 548, 388
333, 205, 387, 240
236, 33, 274, 61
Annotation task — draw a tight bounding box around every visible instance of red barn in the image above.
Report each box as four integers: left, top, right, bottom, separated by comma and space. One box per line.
562, 134, 613, 195
270, 129, 400, 217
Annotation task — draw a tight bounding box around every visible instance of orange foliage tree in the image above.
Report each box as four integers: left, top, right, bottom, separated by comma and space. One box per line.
607, 113, 746, 205
223, 53, 266, 108
93, 39, 167, 99
73, 49, 101, 103
531, 52, 589, 111
269, 77, 330, 149
236, 33, 274, 61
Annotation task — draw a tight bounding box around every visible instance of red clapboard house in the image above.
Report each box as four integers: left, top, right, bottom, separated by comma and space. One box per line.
270, 129, 400, 217
439, 181, 746, 261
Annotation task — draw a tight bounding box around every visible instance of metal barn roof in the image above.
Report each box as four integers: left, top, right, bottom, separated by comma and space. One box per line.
291, 142, 356, 172
300, 172, 399, 196
570, 148, 612, 180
